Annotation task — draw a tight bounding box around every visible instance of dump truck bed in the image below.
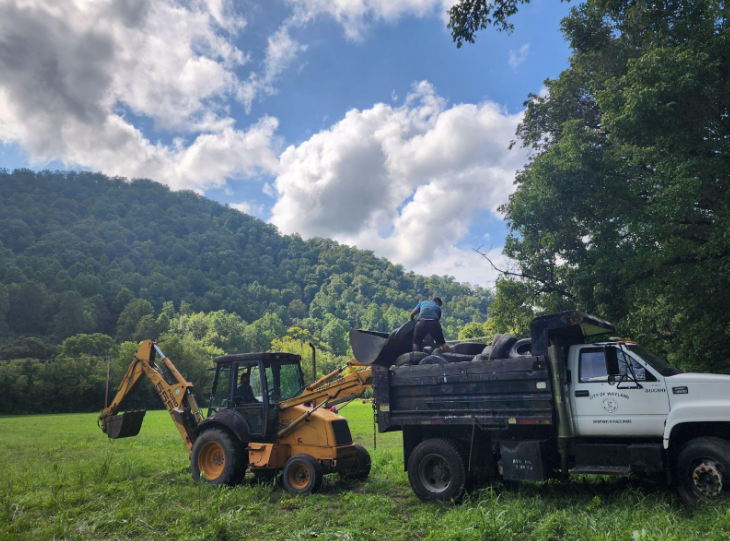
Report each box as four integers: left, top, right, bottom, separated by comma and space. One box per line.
373, 355, 555, 432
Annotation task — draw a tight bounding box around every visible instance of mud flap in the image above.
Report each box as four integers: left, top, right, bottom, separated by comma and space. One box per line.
105, 409, 146, 439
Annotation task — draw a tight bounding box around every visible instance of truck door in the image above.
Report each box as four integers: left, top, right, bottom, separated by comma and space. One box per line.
569, 345, 669, 437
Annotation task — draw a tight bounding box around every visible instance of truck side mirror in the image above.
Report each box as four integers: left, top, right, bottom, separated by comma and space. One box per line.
604, 346, 620, 377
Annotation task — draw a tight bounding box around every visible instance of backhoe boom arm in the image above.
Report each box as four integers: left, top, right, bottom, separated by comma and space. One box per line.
98, 340, 203, 453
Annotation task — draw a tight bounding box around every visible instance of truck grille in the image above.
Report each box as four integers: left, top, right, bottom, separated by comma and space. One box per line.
331, 420, 352, 445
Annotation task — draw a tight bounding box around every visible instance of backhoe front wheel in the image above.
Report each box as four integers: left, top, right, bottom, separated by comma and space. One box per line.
191, 428, 247, 485
283, 454, 323, 495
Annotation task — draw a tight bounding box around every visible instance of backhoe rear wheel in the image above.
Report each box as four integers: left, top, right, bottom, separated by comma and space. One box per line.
191, 428, 247, 485
283, 454, 323, 495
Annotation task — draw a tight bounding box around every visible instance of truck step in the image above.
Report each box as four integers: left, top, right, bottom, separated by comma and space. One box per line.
570, 465, 630, 476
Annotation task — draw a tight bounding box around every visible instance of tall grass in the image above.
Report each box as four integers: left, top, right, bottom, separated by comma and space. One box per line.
1, 404, 729, 540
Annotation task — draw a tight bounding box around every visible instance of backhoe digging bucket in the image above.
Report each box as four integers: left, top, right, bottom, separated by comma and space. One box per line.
349, 329, 412, 367
105, 409, 146, 439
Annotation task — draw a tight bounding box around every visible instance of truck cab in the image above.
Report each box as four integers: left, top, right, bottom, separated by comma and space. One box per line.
568, 341, 678, 438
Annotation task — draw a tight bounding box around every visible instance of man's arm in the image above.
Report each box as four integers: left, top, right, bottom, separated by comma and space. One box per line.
410, 306, 420, 321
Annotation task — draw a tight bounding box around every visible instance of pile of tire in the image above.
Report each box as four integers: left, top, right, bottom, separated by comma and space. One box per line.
394, 345, 487, 368
471, 335, 532, 362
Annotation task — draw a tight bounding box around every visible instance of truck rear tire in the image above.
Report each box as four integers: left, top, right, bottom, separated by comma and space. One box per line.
283, 454, 323, 495
407, 438, 466, 502
340, 444, 371, 481
676, 437, 730, 505
190, 428, 247, 485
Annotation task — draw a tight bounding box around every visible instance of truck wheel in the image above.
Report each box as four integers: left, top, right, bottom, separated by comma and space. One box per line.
190, 428, 247, 485
407, 438, 466, 502
676, 437, 730, 504
340, 444, 371, 481
283, 454, 323, 495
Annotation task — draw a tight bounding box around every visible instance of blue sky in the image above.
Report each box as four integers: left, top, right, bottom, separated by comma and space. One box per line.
0, 0, 575, 286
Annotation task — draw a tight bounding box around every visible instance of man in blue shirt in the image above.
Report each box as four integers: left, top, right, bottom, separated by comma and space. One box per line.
410, 297, 450, 352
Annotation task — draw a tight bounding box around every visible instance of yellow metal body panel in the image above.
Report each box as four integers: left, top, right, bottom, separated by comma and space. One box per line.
277, 406, 356, 461
248, 442, 288, 469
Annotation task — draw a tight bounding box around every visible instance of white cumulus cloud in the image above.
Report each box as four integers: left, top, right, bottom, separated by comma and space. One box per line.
230, 200, 265, 216
270, 82, 527, 285
286, 0, 458, 40
509, 43, 530, 70
0, 0, 279, 192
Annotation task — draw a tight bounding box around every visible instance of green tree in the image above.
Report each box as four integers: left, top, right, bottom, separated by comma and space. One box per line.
0, 283, 9, 333
448, 0, 537, 47
7, 281, 50, 334
321, 317, 350, 356
60, 333, 118, 357
501, 0, 730, 371
116, 299, 155, 342
243, 313, 285, 352
0, 337, 57, 360
53, 291, 96, 340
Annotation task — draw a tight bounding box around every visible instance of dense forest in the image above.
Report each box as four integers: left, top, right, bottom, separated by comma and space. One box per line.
0, 169, 492, 412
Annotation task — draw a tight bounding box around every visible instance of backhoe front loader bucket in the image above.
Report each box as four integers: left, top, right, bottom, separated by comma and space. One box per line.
105, 409, 146, 439
349, 329, 412, 367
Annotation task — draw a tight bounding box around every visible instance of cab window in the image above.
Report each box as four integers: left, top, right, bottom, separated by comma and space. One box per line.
208, 364, 232, 414
579, 349, 608, 382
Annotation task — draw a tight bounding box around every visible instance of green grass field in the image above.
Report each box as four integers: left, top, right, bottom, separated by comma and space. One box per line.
2, 403, 730, 540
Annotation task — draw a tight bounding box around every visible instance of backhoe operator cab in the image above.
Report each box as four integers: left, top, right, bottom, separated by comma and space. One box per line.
206, 353, 305, 438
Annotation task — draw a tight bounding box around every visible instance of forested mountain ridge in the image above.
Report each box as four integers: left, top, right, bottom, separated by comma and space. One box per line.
0, 168, 491, 354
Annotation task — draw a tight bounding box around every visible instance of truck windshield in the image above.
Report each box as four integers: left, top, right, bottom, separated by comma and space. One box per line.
627, 345, 683, 377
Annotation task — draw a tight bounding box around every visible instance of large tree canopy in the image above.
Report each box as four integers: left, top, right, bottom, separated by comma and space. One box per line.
501, 0, 730, 371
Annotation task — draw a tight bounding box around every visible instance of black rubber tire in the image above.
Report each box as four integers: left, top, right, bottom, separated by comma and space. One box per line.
282, 454, 323, 495
339, 444, 371, 481
190, 428, 247, 485
481, 345, 492, 356
490, 334, 517, 359
419, 355, 448, 365
396, 351, 427, 367
441, 352, 476, 363
509, 338, 532, 358
391, 320, 417, 341
472, 353, 489, 362
407, 438, 467, 502
676, 437, 730, 505
452, 342, 487, 355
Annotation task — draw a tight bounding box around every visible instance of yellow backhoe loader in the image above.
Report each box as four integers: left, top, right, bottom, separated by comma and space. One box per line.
99, 340, 373, 494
